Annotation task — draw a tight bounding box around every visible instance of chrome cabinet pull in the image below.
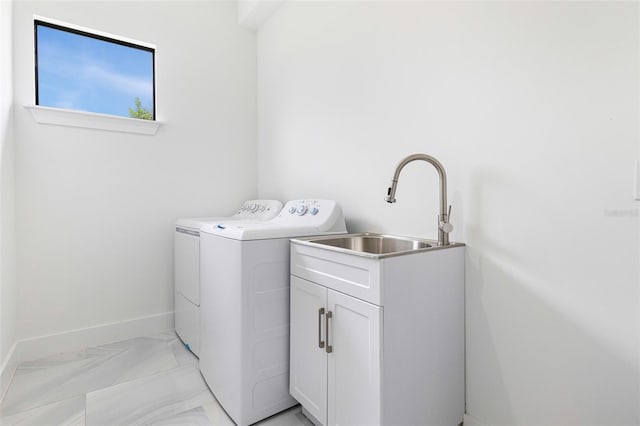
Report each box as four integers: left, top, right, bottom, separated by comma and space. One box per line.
318, 308, 325, 349
325, 311, 333, 353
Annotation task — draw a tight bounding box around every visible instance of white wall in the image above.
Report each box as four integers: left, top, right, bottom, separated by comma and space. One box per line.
1, 0, 17, 384
257, 2, 640, 425
237, 0, 283, 31
13, 1, 258, 343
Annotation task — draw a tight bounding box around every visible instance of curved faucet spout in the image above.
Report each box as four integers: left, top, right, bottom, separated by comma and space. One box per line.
385, 153, 453, 246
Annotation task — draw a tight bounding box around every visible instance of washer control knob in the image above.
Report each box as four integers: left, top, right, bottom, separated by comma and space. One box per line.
288, 206, 296, 214
309, 207, 319, 215
295, 205, 308, 216
259, 205, 266, 212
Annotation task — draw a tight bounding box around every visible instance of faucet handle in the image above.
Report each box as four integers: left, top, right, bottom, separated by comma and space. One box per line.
440, 221, 454, 234
439, 205, 454, 233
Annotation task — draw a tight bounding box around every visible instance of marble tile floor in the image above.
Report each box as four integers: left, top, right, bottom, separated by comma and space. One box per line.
0, 332, 313, 426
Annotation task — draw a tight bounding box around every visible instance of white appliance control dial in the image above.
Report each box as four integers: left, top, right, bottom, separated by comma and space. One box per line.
295, 205, 308, 216
288, 206, 296, 214
232, 200, 283, 218
309, 207, 319, 215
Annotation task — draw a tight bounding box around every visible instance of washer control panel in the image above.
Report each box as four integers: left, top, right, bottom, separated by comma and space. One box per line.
233, 200, 284, 220
202, 199, 347, 240
285, 200, 323, 217
270, 199, 345, 231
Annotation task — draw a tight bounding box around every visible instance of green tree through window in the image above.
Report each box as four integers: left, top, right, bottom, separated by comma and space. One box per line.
128, 97, 153, 120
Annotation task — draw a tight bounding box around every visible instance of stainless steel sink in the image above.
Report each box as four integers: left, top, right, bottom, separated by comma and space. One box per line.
292, 233, 462, 258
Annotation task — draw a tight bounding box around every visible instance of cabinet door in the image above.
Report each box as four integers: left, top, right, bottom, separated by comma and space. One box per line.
290, 276, 328, 425
327, 290, 382, 426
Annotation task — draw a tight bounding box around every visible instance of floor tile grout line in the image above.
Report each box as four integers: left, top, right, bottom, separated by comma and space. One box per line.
84, 361, 189, 404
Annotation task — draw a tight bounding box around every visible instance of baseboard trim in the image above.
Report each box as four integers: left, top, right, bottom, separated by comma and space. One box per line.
464, 413, 490, 426
0, 311, 174, 400
0, 341, 18, 401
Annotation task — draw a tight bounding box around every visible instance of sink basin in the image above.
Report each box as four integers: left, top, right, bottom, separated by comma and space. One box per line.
313, 234, 431, 255
291, 233, 460, 258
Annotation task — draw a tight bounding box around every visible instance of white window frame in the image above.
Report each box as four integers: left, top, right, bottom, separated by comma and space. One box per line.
26, 16, 161, 135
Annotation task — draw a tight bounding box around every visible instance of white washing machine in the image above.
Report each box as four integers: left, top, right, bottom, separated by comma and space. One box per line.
199, 199, 347, 426
174, 200, 283, 357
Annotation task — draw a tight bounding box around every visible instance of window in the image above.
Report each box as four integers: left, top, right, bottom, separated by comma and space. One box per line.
34, 19, 155, 120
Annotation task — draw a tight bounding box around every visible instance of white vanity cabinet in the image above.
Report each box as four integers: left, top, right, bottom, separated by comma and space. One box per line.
289, 238, 465, 426
290, 276, 382, 426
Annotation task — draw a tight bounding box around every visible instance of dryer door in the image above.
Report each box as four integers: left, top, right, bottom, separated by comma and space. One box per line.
175, 230, 200, 305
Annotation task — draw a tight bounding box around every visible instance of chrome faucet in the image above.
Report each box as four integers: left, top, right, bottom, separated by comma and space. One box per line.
385, 153, 453, 246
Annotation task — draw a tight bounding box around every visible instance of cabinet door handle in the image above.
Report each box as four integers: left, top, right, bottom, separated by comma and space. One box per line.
325, 310, 333, 353
318, 308, 325, 349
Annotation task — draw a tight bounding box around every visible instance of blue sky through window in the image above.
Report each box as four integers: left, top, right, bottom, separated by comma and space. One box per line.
36, 23, 154, 119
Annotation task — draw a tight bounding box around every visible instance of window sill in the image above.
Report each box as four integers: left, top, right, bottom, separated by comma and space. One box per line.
24, 105, 161, 135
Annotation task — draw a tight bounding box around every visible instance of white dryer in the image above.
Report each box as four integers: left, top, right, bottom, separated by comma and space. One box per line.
174, 200, 283, 357
199, 199, 347, 426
